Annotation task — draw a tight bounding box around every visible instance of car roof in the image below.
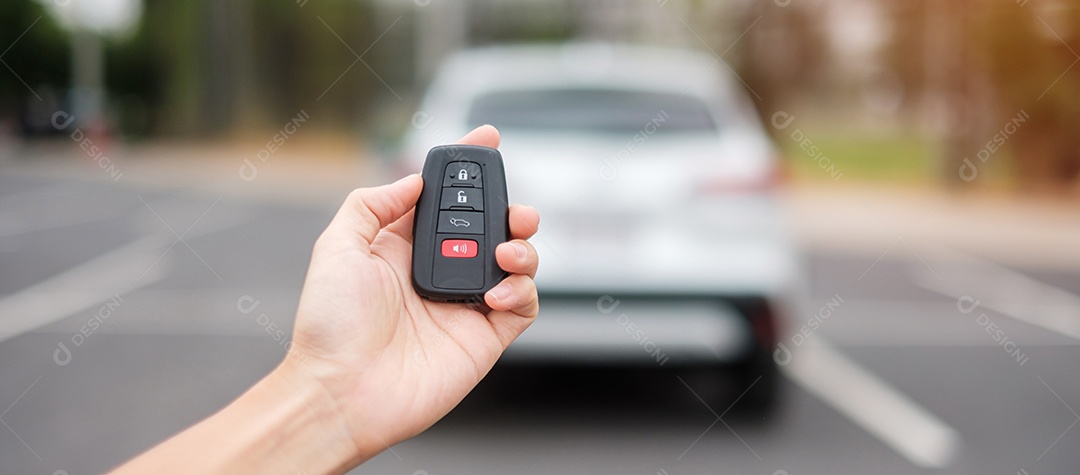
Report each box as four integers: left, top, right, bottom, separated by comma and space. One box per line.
428, 43, 736, 103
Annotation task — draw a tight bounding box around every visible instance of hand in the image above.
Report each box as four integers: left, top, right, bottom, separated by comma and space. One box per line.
106, 125, 537, 475
283, 125, 540, 461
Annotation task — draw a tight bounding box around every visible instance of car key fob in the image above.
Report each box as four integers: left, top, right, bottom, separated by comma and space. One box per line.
412, 145, 510, 302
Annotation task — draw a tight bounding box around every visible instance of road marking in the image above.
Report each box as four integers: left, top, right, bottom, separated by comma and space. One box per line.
913, 248, 1080, 341
0, 236, 167, 343
0, 198, 249, 343
0, 182, 81, 206
0, 204, 132, 238
801, 298, 1075, 348
782, 339, 960, 469
0, 183, 142, 239
24, 288, 301, 337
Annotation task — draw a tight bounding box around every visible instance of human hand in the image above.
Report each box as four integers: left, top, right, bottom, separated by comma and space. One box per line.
281, 125, 540, 463
106, 126, 537, 475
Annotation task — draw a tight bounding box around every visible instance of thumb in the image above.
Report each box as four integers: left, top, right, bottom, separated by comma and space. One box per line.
324, 174, 423, 248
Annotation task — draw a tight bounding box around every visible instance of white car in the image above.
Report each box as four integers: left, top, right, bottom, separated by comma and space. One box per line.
403, 44, 802, 409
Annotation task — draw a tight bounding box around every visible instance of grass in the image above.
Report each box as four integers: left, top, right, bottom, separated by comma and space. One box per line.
779, 130, 937, 184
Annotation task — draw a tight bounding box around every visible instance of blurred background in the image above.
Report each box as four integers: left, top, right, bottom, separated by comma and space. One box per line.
2, 0, 1079, 474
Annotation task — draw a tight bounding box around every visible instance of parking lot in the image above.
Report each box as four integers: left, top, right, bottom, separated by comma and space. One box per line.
2, 150, 1078, 474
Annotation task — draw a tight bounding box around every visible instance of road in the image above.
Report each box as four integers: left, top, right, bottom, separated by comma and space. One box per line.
1, 151, 1078, 475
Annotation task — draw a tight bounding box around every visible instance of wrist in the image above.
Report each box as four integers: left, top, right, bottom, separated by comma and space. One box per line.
260, 356, 378, 472
110, 354, 372, 475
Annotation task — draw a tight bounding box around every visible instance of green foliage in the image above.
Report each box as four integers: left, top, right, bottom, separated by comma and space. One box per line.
783, 131, 936, 183
105, 10, 165, 137
251, 0, 378, 127
0, 0, 70, 123
100, 0, 378, 136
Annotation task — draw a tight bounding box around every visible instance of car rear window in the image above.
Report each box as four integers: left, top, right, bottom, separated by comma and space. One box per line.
467, 88, 718, 133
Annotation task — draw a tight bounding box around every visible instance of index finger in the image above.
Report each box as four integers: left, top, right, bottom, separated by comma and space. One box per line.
456, 125, 501, 148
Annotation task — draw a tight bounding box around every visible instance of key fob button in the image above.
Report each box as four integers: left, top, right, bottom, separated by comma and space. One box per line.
440, 188, 483, 211
432, 237, 485, 290
443, 161, 482, 188
440, 239, 478, 258
437, 211, 484, 235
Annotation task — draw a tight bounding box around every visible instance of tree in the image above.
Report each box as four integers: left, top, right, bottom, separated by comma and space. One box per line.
973, 0, 1080, 191
0, 0, 70, 134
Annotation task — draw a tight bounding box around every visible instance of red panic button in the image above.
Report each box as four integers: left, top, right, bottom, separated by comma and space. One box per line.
441, 239, 478, 258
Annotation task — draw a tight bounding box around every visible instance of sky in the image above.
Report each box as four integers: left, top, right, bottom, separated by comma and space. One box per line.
40, 0, 142, 35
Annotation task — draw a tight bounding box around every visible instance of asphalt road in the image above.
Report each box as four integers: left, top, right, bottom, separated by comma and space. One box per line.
1, 155, 1078, 475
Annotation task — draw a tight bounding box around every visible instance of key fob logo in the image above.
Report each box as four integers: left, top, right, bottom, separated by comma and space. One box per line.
457, 190, 467, 203
457, 169, 468, 180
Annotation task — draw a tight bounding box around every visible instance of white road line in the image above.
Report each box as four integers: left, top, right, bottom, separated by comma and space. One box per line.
782, 339, 961, 469
0, 204, 248, 342
0, 236, 168, 343
1, 183, 146, 239
913, 248, 1080, 341
27, 288, 301, 337
0, 204, 132, 238
0, 183, 81, 207
805, 299, 1076, 348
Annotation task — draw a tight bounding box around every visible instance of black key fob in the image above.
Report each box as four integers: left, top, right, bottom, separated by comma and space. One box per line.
412, 145, 509, 302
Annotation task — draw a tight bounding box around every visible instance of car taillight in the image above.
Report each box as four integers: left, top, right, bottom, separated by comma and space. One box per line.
695, 160, 786, 196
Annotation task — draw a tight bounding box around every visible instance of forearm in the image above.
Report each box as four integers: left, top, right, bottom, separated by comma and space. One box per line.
109, 360, 370, 475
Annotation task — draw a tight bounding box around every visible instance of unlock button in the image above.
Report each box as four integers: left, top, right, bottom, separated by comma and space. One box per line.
440, 187, 484, 211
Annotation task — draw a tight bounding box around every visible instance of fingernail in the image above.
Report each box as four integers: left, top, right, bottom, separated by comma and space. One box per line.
489, 282, 512, 301
510, 242, 527, 259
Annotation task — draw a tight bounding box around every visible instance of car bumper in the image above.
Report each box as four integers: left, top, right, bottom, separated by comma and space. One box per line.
503, 294, 755, 365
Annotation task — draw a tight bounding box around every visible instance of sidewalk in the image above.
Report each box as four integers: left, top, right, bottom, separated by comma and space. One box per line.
2, 138, 383, 208
785, 184, 1080, 271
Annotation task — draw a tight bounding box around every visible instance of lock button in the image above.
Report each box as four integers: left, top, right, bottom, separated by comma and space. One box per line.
439, 187, 483, 211
442, 161, 483, 188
